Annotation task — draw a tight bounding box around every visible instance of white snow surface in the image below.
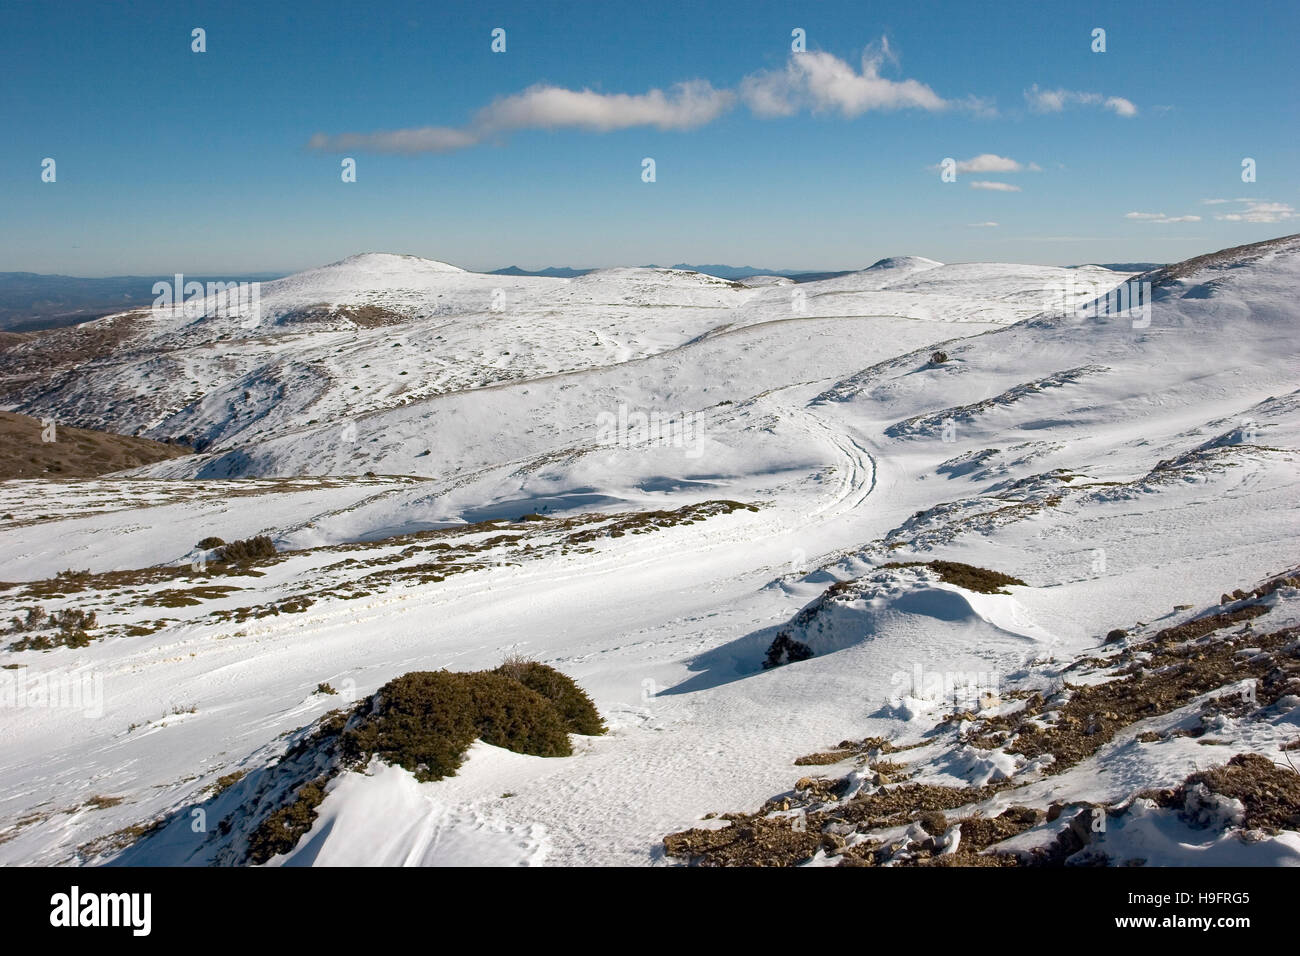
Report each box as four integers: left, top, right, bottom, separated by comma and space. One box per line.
1, 238, 1298, 866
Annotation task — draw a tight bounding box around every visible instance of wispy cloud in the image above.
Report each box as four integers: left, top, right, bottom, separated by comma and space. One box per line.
740, 40, 953, 117
970, 181, 1021, 192
966, 221, 1000, 227
1213, 200, 1296, 223
1025, 84, 1137, 117
1124, 212, 1201, 223
309, 80, 735, 153
307, 127, 480, 154
310, 39, 990, 154
997, 235, 1207, 243
482, 81, 733, 132
938, 153, 1038, 174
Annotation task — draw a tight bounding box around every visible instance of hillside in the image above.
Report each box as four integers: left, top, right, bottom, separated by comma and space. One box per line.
0, 253, 1128, 458
0, 411, 191, 478
0, 235, 1296, 867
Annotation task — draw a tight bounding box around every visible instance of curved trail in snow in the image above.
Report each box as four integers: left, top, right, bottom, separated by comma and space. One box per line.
1, 376, 888, 867
126, 388, 881, 668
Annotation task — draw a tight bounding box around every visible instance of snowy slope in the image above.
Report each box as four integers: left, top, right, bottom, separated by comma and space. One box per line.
0, 235, 1296, 867
1, 254, 1122, 456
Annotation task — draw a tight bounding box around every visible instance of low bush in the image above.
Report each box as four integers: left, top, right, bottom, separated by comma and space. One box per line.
341, 669, 573, 782
207, 664, 603, 864
214, 535, 277, 564
884, 560, 1026, 594
246, 779, 329, 865
6, 606, 97, 650
493, 657, 606, 736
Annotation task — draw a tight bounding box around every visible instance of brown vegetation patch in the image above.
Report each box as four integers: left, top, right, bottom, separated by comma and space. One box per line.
794, 749, 857, 766
665, 780, 1011, 867
1178, 753, 1300, 831
882, 560, 1027, 594
966, 604, 1290, 773
565, 500, 758, 544
0, 410, 190, 478
665, 566, 1300, 867
246, 778, 329, 865
214, 535, 277, 564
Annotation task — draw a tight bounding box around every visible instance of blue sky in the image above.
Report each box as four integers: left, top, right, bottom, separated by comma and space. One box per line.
2, 0, 1297, 276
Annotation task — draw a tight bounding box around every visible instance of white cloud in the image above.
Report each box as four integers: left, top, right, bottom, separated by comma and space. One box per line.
970, 181, 1021, 192
1025, 84, 1137, 117
479, 81, 733, 133
1026, 86, 1066, 112
310, 40, 984, 155
740, 40, 953, 117
1125, 212, 1200, 223
307, 127, 480, 154
954, 154, 1024, 173
309, 80, 734, 153
1214, 200, 1296, 223
929, 154, 1037, 175
1104, 96, 1139, 117
966, 221, 1000, 227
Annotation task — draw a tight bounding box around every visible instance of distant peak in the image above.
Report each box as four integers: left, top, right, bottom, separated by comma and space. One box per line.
864, 256, 944, 272
322, 253, 465, 273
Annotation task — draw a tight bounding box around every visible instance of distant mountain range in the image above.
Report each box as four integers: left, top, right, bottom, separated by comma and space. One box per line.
491, 261, 1160, 282
489, 265, 593, 278
490, 264, 859, 281
1069, 262, 1166, 272
0, 272, 288, 331
1, 259, 1163, 332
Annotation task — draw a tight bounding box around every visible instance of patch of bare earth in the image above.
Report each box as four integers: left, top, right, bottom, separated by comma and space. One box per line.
0, 410, 191, 478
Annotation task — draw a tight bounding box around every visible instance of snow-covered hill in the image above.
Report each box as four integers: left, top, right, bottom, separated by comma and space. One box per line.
0, 254, 1126, 455
0, 236, 1296, 867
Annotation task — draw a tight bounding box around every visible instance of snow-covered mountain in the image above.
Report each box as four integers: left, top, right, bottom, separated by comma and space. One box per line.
1, 235, 1297, 867
0, 253, 1127, 457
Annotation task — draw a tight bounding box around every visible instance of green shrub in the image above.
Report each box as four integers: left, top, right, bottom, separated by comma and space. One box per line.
883, 560, 1026, 594
466, 672, 574, 757
7, 606, 46, 632
214, 535, 277, 564
197, 536, 226, 549
246, 779, 328, 865
5, 606, 97, 651
54, 608, 97, 631
341, 670, 572, 782
211, 770, 247, 796
226, 666, 602, 863
494, 657, 606, 736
